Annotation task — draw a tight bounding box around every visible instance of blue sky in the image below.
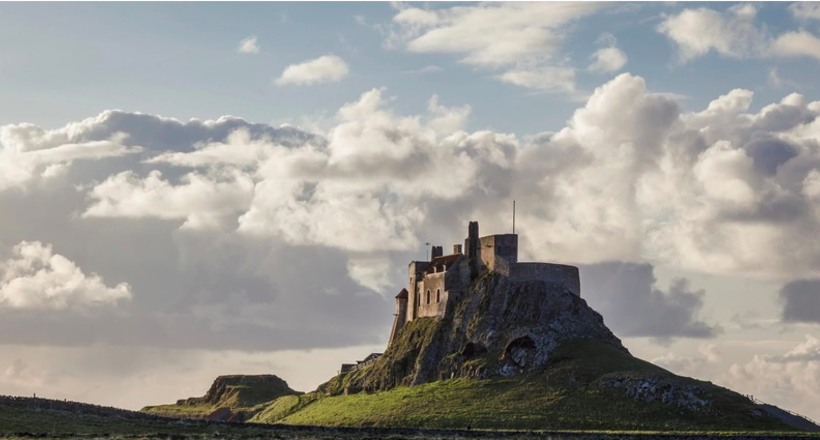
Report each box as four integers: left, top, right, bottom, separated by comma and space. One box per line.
3, 2, 818, 134
4, 1, 820, 422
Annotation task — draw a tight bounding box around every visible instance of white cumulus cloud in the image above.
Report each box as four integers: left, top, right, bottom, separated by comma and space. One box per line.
275, 55, 349, 86
588, 47, 628, 73
386, 2, 603, 92
83, 168, 255, 230
659, 4, 820, 63
0, 241, 132, 310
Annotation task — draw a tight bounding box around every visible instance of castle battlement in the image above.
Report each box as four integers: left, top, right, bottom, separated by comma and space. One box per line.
387, 221, 580, 348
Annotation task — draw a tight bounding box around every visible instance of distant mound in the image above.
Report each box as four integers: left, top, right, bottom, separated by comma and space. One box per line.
141, 374, 298, 421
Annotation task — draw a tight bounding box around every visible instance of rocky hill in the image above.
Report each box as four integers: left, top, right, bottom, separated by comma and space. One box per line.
256, 272, 817, 432
144, 272, 820, 432
324, 272, 624, 395
142, 374, 298, 421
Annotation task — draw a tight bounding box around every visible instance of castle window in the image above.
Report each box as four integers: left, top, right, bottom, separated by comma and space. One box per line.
436, 289, 441, 303
426, 290, 431, 305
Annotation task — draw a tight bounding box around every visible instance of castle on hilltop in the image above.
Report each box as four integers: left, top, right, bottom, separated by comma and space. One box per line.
387, 221, 580, 348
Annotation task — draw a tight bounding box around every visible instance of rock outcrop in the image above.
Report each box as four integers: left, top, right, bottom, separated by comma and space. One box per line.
143, 374, 298, 421
323, 271, 624, 394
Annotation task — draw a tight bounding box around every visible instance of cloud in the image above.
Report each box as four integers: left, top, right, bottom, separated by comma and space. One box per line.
237, 36, 260, 54
790, 2, 820, 22
581, 262, 721, 341
721, 335, 820, 419
0, 241, 132, 310
773, 334, 820, 362
780, 279, 820, 323
385, 2, 603, 91
0, 110, 321, 153
588, 33, 628, 73
652, 343, 722, 373
83, 168, 255, 230
275, 55, 350, 86
658, 4, 820, 63
770, 31, 820, 60
401, 65, 443, 74
496, 66, 576, 93
588, 47, 628, 73
4, 73, 820, 359
768, 67, 782, 88
236, 88, 485, 252
658, 4, 767, 62
0, 136, 142, 192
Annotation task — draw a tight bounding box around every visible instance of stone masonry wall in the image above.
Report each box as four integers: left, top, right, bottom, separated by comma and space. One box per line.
416, 272, 447, 318
511, 263, 580, 296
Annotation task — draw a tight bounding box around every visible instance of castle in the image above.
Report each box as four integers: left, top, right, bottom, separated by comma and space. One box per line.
387, 221, 580, 348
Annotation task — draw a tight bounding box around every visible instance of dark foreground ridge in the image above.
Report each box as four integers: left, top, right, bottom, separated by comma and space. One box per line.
2, 394, 820, 439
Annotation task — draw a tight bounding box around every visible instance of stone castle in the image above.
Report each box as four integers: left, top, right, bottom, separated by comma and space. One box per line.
388, 221, 580, 348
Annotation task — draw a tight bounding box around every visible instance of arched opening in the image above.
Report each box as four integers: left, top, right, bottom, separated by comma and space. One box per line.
436, 289, 441, 303
504, 336, 537, 368
426, 290, 431, 304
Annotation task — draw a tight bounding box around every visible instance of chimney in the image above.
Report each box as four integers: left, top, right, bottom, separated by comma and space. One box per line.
466, 221, 480, 279
453, 244, 463, 254
431, 246, 443, 259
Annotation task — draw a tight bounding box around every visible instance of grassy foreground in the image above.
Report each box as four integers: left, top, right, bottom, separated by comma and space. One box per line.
3, 395, 820, 439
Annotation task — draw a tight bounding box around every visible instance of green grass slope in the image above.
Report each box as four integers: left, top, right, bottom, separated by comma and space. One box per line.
264, 339, 797, 432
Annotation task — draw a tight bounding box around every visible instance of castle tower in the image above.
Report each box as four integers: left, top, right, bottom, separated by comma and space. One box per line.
407, 260, 427, 322
388, 289, 408, 348
465, 221, 480, 280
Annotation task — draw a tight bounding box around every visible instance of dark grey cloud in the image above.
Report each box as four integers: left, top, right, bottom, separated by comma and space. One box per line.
580, 262, 721, 341
0, 182, 393, 351
780, 279, 820, 323
0, 110, 323, 159
745, 134, 799, 175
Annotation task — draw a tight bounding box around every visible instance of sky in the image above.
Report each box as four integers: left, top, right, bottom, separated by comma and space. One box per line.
3, 0, 820, 421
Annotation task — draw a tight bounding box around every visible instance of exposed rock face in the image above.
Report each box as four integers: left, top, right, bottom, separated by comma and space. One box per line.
602, 376, 712, 413
328, 272, 625, 394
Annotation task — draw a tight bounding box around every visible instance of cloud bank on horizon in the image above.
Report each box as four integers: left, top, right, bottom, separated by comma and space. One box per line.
3, 74, 820, 340
2, 0, 820, 419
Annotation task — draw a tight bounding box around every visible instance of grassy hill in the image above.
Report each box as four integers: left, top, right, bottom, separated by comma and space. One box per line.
142, 374, 298, 420
251, 339, 800, 432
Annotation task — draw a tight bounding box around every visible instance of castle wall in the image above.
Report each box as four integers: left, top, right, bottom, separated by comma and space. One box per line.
511, 262, 580, 296
479, 234, 518, 276
387, 296, 408, 348
416, 272, 448, 319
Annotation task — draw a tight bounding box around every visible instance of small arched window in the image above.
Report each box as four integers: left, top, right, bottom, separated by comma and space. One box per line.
426, 290, 431, 304
436, 289, 441, 303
